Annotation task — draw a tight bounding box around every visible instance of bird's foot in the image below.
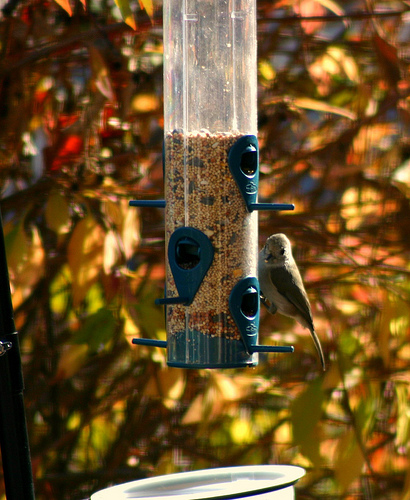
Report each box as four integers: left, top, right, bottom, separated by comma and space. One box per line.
260, 296, 277, 315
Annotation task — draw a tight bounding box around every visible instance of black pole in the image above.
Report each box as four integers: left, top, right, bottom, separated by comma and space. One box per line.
0, 208, 35, 500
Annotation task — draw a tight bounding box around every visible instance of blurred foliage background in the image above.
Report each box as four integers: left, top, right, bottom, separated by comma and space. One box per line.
0, 0, 409, 498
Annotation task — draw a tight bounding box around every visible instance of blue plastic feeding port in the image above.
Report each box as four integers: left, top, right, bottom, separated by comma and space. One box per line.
129, 200, 166, 208
228, 135, 294, 213
132, 338, 167, 349
229, 277, 259, 354
91, 465, 306, 499
159, 227, 214, 306
229, 278, 294, 356
250, 203, 295, 211
228, 135, 259, 210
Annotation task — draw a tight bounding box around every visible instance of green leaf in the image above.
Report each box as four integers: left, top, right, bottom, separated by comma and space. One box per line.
131, 284, 165, 336
395, 383, 410, 448
291, 378, 324, 467
355, 383, 379, 439
4, 217, 29, 273
74, 308, 117, 352
334, 429, 364, 492
50, 265, 71, 315
338, 330, 360, 358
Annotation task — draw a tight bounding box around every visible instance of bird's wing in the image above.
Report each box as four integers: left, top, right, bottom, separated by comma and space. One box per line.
268, 265, 314, 326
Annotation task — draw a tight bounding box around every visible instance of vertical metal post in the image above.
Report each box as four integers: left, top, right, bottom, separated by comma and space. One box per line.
0, 208, 35, 500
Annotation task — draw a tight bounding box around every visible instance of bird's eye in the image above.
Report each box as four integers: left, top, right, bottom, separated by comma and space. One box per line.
280, 248, 285, 255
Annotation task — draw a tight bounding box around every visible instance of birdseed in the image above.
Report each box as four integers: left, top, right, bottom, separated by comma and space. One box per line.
164, 130, 258, 341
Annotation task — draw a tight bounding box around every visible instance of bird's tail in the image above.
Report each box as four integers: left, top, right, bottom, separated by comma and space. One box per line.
310, 329, 326, 371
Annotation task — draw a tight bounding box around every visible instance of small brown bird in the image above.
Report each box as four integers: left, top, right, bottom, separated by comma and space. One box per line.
258, 233, 325, 370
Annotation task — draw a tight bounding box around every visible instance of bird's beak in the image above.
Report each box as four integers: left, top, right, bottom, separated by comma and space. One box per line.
264, 252, 272, 262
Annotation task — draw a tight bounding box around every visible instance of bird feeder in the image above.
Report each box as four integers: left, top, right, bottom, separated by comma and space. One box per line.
131, 0, 294, 367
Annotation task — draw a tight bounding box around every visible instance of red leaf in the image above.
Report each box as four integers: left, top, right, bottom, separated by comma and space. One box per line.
373, 32, 401, 85
50, 134, 83, 171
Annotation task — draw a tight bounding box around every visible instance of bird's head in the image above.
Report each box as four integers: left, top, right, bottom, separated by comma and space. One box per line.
263, 233, 291, 265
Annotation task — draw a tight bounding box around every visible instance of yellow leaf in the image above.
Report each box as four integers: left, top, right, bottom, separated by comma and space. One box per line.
122, 202, 140, 260
103, 230, 120, 274
259, 60, 276, 82
89, 46, 115, 101
114, 0, 136, 30
327, 47, 359, 82
45, 191, 70, 235
213, 373, 242, 401
68, 216, 104, 306
5, 222, 45, 310
294, 97, 357, 120
102, 199, 122, 226
53, 344, 89, 382
340, 186, 382, 231
182, 394, 205, 425
144, 368, 186, 409
122, 306, 140, 345
230, 419, 254, 445
139, 0, 153, 18
316, 0, 345, 17
53, 0, 72, 16
131, 93, 160, 113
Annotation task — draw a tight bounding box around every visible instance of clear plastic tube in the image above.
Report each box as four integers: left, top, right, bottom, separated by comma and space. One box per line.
164, 0, 257, 134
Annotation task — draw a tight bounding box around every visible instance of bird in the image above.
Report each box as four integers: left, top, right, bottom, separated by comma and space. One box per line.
258, 233, 325, 371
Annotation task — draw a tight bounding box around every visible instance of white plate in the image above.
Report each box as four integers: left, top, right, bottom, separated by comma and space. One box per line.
91, 465, 305, 500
